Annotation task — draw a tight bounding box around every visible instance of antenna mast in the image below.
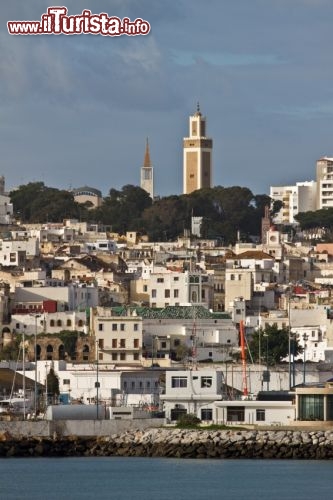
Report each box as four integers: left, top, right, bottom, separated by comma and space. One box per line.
240, 320, 248, 396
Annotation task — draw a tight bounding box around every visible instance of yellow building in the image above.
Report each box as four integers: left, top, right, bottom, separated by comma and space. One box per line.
183, 104, 213, 194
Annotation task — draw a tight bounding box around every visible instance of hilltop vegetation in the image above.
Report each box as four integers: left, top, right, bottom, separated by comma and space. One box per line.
11, 182, 280, 244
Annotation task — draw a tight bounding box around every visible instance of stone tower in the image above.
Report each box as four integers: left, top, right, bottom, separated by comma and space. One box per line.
183, 104, 213, 194
140, 138, 154, 199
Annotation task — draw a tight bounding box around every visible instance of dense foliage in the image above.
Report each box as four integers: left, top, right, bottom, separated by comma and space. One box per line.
295, 207, 333, 232
10, 182, 279, 244
47, 368, 60, 397
10, 182, 84, 223
247, 324, 302, 365
176, 413, 201, 427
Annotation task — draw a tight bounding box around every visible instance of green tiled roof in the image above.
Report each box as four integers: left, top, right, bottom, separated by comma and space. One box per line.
110, 305, 230, 320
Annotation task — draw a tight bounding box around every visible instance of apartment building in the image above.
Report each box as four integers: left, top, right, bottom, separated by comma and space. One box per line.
131, 269, 214, 309
316, 156, 333, 209
270, 181, 316, 224
91, 307, 143, 365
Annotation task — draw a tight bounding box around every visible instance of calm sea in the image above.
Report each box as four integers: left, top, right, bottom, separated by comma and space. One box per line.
0, 457, 332, 500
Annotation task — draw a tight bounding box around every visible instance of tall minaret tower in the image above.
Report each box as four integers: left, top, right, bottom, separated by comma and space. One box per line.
183, 104, 213, 194
140, 138, 154, 199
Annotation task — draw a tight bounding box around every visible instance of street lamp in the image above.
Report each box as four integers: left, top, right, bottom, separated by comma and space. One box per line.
263, 333, 269, 391
302, 333, 309, 385
30, 313, 41, 417
22, 330, 26, 420
45, 362, 48, 408
95, 340, 100, 419
151, 336, 158, 368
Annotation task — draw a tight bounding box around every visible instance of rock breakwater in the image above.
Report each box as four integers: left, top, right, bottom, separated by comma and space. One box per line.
1, 428, 333, 459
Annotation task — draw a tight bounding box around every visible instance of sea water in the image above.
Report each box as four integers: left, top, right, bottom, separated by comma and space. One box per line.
0, 457, 332, 500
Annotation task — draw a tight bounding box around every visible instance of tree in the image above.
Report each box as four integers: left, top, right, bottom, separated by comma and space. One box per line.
94, 184, 152, 232
173, 342, 191, 362
0, 337, 20, 361
10, 182, 85, 223
248, 324, 302, 365
47, 368, 60, 402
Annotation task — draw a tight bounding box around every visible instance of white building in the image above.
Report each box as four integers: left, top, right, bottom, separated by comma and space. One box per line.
270, 181, 316, 224
148, 271, 214, 309
316, 156, 333, 209
160, 369, 223, 421
11, 311, 88, 335
214, 399, 295, 426
13, 283, 98, 312
22, 360, 161, 407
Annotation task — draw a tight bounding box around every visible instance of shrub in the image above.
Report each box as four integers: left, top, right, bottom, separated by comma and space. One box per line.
176, 413, 201, 428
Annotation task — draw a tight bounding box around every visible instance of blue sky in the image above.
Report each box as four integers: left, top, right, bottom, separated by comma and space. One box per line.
1, 0, 333, 197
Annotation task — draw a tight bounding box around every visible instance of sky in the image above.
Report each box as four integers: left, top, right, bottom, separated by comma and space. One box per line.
1, 0, 333, 198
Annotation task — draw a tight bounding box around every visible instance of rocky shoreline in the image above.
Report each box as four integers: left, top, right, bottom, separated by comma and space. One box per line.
1, 428, 333, 459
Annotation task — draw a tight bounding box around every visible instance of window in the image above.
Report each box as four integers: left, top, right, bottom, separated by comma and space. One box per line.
227, 406, 245, 422
112, 339, 117, 348
98, 339, 104, 349
112, 353, 118, 360
143, 285, 148, 292
46, 344, 53, 361
146, 381, 151, 389
173, 277, 179, 281
120, 339, 126, 348
82, 345, 89, 361
120, 353, 126, 361
165, 289, 170, 298
133, 353, 139, 361
151, 289, 157, 298
161, 341, 166, 349
120, 323, 125, 331
66, 319, 72, 327
201, 377, 212, 388
157, 277, 164, 283
16, 323, 20, 329
98, 323, 103, 331
174, 289, 179, 298
63, 379, 70, 385
171, 376, 187, 388
99, 352, 103, 361
112, 323, 118, 331
134, 323, 138, 331
131, 381, 135, 389
57, 319, 62, 327
299, 395, 324, 421
201, 408, 213, 421
256, 409, 265, 422
50, 320, 55, 327
134, 339, 139, 348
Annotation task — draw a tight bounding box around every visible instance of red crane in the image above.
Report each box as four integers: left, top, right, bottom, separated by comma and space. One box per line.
239, 320, 248, 397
